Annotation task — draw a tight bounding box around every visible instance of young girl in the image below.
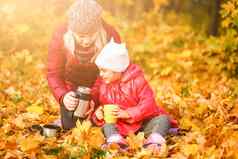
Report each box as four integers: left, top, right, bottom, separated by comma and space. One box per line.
91, 39, 177, 152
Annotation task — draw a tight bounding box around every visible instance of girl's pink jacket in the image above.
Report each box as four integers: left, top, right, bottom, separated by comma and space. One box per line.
91, 64, 178, 136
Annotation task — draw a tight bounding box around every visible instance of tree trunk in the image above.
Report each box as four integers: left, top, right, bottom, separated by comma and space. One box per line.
208, 0, 221, 36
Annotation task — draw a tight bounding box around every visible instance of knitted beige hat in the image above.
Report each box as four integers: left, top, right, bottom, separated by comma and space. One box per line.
67, 0, 103, 34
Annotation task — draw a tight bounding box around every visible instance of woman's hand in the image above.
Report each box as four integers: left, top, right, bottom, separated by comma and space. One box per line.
86, 100, 95, 119
112, 108, 130, 119
63, 91, 79, 111
95, 106, 104, 120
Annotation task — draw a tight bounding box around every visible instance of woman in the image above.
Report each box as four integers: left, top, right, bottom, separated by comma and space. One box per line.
47, 0, 121, 130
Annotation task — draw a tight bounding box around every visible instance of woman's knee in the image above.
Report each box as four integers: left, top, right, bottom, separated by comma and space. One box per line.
60, 104, 76, 130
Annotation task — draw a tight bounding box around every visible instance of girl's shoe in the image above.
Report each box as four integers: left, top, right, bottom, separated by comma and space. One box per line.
143, 133, 165, 154
101, 134, 128, 150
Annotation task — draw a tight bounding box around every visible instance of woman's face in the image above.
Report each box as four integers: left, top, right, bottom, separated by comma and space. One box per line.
99, 67, 122, 84
73, 31, 98, 48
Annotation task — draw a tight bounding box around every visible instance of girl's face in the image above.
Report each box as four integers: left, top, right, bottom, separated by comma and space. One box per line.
73, 31, 98, 48
99, 67, 122, 84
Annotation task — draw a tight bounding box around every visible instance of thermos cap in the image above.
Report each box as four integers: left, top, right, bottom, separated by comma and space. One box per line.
76, 86, 91, 94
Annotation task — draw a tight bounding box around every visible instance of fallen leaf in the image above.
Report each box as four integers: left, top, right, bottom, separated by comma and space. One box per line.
26, 105, 44, 115
4, 151, 18, 159
126, 132, 145, 151
13, 115, 26, 129
19, 135, 44, 152
181, 144, 198, 156
87, 127, 104, 149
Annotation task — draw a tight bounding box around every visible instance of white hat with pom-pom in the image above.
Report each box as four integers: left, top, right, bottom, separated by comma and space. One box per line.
95, 38, 129, 72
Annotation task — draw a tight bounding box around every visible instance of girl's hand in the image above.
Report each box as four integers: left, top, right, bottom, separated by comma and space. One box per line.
112, 108, 130, 119
95, 106, 104, 120
63, 91, 79, 111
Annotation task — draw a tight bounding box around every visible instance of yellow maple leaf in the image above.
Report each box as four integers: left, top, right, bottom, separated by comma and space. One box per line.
126, 132, 145, 151
87, 127, 105, 149
14, 115, 26, 129
19, 135, 43, 152
181, 144, 199, 156
135, 148, 152, 158
75, 120, 92, 133
222, 1, 235, 14
71, 120, 92, 144
26, 105, 44, 115
180, 116, 201, 131
160, 66, 173, 76
180, 50, 192, 59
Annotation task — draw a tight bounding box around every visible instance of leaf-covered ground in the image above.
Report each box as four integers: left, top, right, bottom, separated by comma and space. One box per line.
1, 1, 238, 158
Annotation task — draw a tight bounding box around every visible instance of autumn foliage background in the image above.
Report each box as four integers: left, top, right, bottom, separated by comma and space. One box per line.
0, 0, 238, 158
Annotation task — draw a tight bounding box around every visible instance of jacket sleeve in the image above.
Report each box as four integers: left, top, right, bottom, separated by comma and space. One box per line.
90, 78, 105, 126
47, 26, 68, 104
90, 78, 102, 107
126, 75, 160, 123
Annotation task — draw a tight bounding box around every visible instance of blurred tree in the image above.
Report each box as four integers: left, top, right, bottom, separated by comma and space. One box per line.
161, 0, 221, 36
99, 0, 155, 20
208, 0, 221, 36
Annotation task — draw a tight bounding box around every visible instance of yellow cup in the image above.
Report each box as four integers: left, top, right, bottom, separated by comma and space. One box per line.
103, 104, 118, 124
